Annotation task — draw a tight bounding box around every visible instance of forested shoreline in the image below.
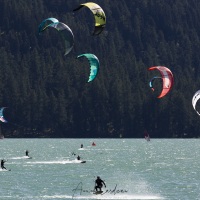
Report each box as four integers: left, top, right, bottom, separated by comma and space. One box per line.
1, 0, 200, 138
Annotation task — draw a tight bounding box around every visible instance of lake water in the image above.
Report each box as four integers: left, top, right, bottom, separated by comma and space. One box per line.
0, 139, 200, 200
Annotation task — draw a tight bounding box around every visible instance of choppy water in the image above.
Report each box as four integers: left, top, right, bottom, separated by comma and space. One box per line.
0, 139, 200, 200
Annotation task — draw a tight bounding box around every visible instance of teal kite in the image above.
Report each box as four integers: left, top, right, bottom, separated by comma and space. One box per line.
77, 53, 99, 82
38, 20, 74, 56
149, 76, 162, 91
0, 107, 7, 123
38, 17, 59, 34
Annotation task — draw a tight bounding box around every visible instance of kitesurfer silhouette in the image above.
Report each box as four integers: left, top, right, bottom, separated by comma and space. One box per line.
95, 176, 106, 191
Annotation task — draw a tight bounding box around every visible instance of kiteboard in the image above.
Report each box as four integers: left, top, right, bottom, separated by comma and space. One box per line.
93, 191, 103, 195
0, 168, 11, 171
80, 160, 86, 163
24, 156, 32, 159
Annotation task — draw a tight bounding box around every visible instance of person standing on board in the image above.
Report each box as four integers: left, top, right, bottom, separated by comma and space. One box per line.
25, 150, 29, 157
1, 159, 7, 170
95, 176, 106, 191
77, 155, 81, 160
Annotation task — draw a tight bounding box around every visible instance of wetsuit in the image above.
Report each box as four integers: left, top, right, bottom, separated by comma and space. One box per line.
25, 150, 29, 156
1, 160, 7, 170
95, 177, 106, 191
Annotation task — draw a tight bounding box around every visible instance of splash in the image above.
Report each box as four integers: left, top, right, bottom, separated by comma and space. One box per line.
26, 160, 84, 164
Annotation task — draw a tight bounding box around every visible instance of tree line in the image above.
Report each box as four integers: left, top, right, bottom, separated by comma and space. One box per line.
0, 0, 200, 138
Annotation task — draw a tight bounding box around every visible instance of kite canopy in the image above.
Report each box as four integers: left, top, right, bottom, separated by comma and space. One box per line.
192, 90, 200, 115
38, 17, 59, 34
148, 66, 174, 98
77, 53, 99, 82
73, 2, 106, 35
39, 20, 74, 56
0, 107, 7, 123
149, 76, 162, 91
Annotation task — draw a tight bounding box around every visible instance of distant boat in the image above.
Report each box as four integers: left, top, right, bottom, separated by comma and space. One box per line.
144, 130, 150, 141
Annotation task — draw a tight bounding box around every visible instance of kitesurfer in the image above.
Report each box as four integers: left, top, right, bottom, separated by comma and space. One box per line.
25, 150, 29, 157
92, 142, 96, 146
81, 144, 83, 148
1, 159, 7, 170
95, 176, 106, 191
77, 155, 80, 160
